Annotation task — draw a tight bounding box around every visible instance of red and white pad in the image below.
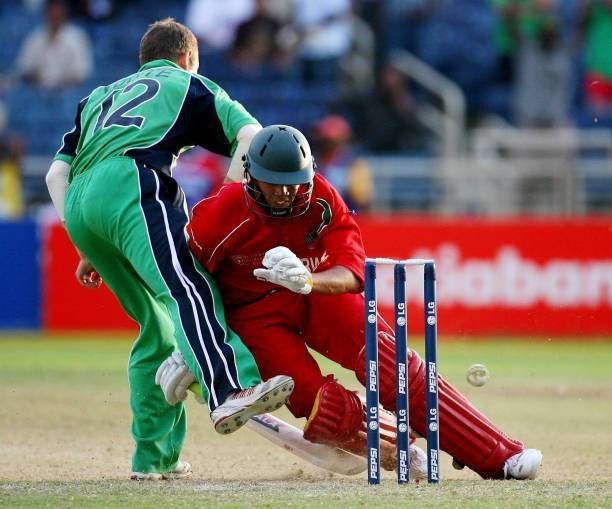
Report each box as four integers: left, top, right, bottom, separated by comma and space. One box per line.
303, 380, 397, 471
356, 332, 524, 479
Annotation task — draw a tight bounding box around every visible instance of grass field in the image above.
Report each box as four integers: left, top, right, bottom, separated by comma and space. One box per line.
1, 334, 611, 508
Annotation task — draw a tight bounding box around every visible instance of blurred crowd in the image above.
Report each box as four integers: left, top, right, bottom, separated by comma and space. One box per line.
1, 0, 612, 217
491, 0, 612, 126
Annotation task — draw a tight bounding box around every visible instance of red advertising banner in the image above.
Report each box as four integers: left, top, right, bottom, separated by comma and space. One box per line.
357, 216, 612, 335
42, 222, 137, 331
43, 217, 612, 335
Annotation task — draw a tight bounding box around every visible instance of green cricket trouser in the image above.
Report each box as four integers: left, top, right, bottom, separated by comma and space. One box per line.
64, 156, 261, 473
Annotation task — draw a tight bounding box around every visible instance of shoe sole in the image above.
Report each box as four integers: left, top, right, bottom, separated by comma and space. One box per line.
130, 472, 192, 481
214, 378, 295, 435
162, 471, 192, 480
131, 461, 192, 481
131, 473, 164, 481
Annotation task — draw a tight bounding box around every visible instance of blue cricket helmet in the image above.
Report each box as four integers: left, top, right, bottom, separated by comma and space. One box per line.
243, 125, 316, 217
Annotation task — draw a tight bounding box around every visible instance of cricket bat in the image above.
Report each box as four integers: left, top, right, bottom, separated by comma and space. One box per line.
188, 382, 366, 475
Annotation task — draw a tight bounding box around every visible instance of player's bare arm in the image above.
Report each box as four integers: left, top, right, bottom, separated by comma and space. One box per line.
310, 265, 360, 294
254, 245, 359, 295
225, 123, 262, 183
46, 159, 102, 288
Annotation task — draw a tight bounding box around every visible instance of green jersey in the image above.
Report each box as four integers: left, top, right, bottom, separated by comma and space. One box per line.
58, 58, 263, 475
586, 2, 612, 78
491, 0, 559, 55
55, 59, 258, 181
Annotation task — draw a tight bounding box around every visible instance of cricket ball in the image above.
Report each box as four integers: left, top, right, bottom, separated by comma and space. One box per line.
466, 363, 489, 387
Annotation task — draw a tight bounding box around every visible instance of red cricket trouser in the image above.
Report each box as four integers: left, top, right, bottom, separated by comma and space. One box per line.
227, 291, 368, 418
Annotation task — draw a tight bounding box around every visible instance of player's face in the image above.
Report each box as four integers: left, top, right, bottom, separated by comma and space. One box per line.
257, 181, 300, 209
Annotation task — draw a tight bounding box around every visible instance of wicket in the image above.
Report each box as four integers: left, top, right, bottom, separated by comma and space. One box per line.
364, 258, 440, 484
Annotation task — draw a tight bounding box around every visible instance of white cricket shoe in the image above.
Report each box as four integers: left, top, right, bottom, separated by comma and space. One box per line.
409, 444, 428, 482
504, 449, 543, 480
211, 375, 294, 435
130, 460, 192, 481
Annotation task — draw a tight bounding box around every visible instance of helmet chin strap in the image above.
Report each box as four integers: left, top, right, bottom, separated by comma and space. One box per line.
269, 205, 292, 217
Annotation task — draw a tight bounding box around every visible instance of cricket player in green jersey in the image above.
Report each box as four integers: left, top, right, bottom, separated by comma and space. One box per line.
45, 18, 294, 480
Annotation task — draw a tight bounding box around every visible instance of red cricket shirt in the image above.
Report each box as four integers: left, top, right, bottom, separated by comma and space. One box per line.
187, 174, 366, 311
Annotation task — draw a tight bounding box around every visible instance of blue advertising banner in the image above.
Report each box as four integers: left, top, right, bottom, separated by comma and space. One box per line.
0, 219, 40, 329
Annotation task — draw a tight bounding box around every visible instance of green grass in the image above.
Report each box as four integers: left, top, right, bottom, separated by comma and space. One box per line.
1, 334, 611, 508
2, 480, 612, 509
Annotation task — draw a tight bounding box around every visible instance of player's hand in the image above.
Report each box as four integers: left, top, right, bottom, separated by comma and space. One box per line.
261, 246, 298, 269
75, 257, 102, 289
254, 247, 313, 294
155, 351, 196, 406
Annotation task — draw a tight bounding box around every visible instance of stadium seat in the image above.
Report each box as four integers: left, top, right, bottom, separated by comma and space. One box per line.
579, 157, 612, 211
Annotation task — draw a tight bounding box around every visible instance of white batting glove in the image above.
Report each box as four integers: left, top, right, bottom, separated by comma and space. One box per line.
254, 246, 313, 294
261, 246, 298, 269
155, 351, 196, 406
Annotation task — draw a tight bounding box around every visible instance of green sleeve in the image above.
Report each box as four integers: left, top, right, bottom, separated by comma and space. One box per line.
54, 95, 89, 166
199, 76, 260, 155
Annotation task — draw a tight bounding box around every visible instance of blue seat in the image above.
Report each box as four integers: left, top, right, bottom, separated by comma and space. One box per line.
0, 6, 42, 71
575, 107, 612, 129
579, 158, 612, 211
390, 172, 443, 211
4, 84, 83, 154
4, 85, 43, 131
417, 0, 498, 105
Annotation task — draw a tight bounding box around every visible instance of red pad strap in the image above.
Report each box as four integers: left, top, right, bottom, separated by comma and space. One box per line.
303, 380, 363, 444
303, 381, 397, 471
356, 331, 524, 478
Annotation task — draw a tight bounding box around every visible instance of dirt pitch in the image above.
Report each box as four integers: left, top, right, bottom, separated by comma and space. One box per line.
1, 335, 611, 508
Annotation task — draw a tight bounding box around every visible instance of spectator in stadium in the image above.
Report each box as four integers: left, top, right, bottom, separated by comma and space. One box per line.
0, 101, 25, 218
185, 0, 255, 53
348, 61, 426, 152
582, 0, 612, 109
497, 0, 574, 127
44, 18, 294, 481
310, 115, 373, 211
15, 0, 93, 89
491, 0, 520, 85
337, 11, 375, 100
292, 0, 354, 82
230, 0, 293, 71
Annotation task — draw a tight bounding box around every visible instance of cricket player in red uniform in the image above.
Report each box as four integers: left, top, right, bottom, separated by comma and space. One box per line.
157, 125, 542, 479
